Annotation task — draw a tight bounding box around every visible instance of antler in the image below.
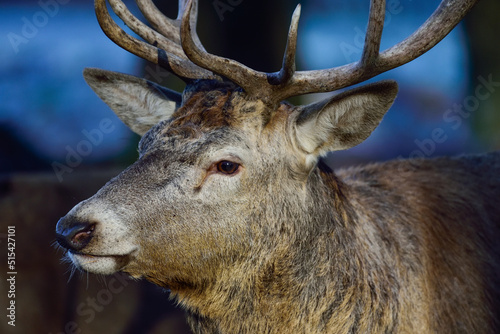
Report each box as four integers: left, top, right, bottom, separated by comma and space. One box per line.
95, 0, 479, 105
280, 0, 479, 100
179, 0, 478, 103
95, 0, 218, 80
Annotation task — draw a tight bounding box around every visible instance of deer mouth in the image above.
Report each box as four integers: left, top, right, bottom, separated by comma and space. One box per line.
68, 250, 136, 275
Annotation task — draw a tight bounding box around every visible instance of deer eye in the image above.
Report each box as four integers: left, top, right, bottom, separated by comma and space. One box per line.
216, 161, 240, 175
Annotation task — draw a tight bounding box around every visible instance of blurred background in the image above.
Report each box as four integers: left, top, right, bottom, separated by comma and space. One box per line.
0, 0, 499, 333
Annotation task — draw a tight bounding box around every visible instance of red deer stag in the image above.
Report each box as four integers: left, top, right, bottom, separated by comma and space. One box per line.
56, 0, 500, 333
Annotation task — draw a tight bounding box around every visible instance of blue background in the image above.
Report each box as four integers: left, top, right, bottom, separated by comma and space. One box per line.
1, 0, 499, 173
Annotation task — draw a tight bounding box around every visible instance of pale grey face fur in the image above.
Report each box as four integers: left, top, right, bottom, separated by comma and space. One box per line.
68, 127, 256, 282
56, 68, 398, 288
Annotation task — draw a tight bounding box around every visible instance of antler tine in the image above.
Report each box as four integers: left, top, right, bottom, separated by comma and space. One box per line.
108, 0, 186, 60
270, 4, 301, 86
376, 0, 477, 72
136, 0, 181, 44
135, 0, 207, 55
277, 0, 479, 100
177, 0, 206, 52
360, 0, 385, 68
180, 0, 268, 96
95, 0, 218, 80
177, 0, 190, 21
95, 0, 161, 68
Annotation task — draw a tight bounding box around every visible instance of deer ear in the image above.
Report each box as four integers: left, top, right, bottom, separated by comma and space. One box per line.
293, 80, 398, 161
83, 68, 182, 136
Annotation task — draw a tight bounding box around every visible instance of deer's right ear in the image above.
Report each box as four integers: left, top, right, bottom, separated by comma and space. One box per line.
292, 80, 398, 167
83, 68, 182, 136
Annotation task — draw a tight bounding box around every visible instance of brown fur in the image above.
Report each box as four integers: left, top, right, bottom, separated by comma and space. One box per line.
180, 154, 500, 333
338, 155, 500, 333
61, 1, 495, 331
57, 77, 500, 333
167, 91, 233, 136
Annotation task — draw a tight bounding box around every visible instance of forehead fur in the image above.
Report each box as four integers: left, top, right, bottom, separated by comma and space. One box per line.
139, 80, 296, 154
163, 80, 276, 139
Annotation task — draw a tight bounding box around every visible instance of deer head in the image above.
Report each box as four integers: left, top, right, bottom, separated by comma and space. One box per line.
56, 0, 479, 329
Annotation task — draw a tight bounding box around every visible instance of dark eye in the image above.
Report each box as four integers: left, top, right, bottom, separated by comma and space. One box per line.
216, 161, 240, 175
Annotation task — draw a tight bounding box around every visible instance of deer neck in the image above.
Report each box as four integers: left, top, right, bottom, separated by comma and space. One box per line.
175, 160, 394, 333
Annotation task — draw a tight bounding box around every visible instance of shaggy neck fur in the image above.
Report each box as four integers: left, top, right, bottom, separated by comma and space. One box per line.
167, 161, 400, 334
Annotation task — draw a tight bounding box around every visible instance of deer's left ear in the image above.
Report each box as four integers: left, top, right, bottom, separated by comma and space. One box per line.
83, 68, 182, 136
293, 80, 398, 160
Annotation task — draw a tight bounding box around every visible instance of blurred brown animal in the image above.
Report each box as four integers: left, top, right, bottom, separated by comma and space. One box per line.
56, 0, 499, 333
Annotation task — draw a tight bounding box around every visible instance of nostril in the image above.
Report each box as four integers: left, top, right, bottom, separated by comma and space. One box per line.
56, 219, 96, 252
71, 224, 95, 247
